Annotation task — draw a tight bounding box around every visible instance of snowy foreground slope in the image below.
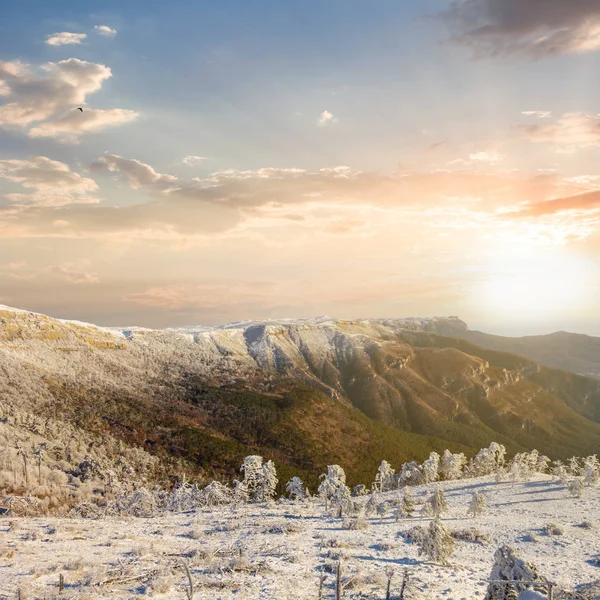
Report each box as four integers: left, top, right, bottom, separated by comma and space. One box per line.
1, 475, 598, 599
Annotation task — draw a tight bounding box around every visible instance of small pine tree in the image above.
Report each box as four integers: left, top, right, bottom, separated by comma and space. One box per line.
402, 489, 415, 516
467, 490, 487, 517
424, 488, 448, 518
418, 519, 454, 565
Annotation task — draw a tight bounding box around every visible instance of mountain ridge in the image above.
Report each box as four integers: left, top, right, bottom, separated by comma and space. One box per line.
2, 303, 600, 496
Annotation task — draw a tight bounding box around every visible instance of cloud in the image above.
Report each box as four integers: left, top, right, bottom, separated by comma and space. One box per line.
8, 261, 26, 270
182, 155, 209, 166
519, 112, 600, 152
0, 57, 136, 140
125, 282, 280, 311
92, 154, 178, 189
522, 111, 552, 119
318, 110, 337, 126
514, 189, 600, 217
439, 0, 600, 58
0, 156, 99, 207
46, 32, 86, 46
47, 261, 99, 284
94, 25, 117, 37
449, 151, 504, 166
2, 154, 599, 248
29, 108, 138, 142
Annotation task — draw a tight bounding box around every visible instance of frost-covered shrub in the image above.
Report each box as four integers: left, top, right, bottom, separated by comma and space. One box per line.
108, 487, 160, 517
451, 528, 490, 544
544, 523, 563, 536
417, 519, 454, 565
165, 478, 203, 512
467, 490, 487, 518
70, 501, 105, 519
342, 516, 369, 530
484, 545, 541, 600
404, 525, 427, 545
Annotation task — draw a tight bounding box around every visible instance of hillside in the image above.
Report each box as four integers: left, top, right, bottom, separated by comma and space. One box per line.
1, 305, 600, 496
434, 322, 600, 380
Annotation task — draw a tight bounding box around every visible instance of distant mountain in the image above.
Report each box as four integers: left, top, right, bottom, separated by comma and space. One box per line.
1, 305, 599, 495
434, 323, 600, 380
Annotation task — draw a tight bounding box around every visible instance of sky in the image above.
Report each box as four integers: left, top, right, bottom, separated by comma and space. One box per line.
1, 0, 600, 336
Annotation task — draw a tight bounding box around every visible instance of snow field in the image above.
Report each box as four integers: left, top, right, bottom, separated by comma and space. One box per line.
0, 475, 598, 599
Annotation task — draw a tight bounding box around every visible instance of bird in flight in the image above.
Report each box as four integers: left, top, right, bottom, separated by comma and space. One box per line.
76, 107, 83, 112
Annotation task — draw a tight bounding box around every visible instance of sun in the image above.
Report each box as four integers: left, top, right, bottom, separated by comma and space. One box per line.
472, 249, 593, 326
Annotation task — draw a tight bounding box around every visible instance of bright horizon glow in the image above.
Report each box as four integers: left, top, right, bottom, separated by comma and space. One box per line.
0, 0, 599, 336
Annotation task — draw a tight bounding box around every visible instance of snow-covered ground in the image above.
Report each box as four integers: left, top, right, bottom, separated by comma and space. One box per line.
0, 475, 598, 599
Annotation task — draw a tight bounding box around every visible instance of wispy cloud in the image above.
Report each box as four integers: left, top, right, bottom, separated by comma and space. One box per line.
439, 0, 600, 58
94, 25, 117, 37
522, 111, 552, 119
45, 32, 86, 46
182, 155, 209, 166
518, 112, 600, 153
47, 261, 99, 284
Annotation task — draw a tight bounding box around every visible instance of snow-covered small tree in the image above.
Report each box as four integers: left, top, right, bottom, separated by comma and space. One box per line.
286, 476, 308, 501
402, 488, 415, 516
351, 484, 369, 497
467, 490, 487, 518
568, 457, 581, 476
567, 478, 583, 498
418, 519, 454, 565
583, 455, 599, 487
423, 488, 448, 518
241, 455, 264, 499
318, 465, 347, 510
256, 460, 278, 503
232, 479, 249, 507
489, 442, 507, 468
399, 461, 423, 486
240, 456, 278, 503
552, 461, 568, 484
440, 450, 466, 481
332, 484, 353, 517
422, 452, 440, 484
484, 545, 540, 600
202, 481, 233, 507
365, 489, 379, 516
374, 460, 395, 492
